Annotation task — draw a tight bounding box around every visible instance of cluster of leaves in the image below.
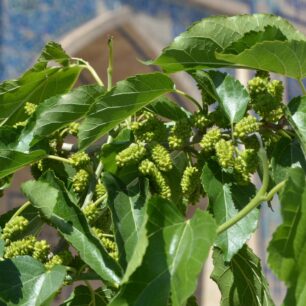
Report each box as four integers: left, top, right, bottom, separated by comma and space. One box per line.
0, 14, 306, 306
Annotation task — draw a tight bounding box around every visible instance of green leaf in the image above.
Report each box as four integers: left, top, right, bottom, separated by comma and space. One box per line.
268, 168, 306, 289
21, 171, 122, 286
202, 163, 258, 261
217, 40, 306, 79
286, 96, 306, 155
22, 85, 105, 147
271, 138, 306, 183
152, 14, 305, 73
61, 286, 108, 306
224, 25, 286, 55
148, 96, 190, 120
78, 72, 174, 149
109, 197, 217, 306
0, 256, 66, 306
1, 66, 83, 126
35, 41, 71, 68
0, 126, 46, 179
212, 246, 275, 306
191, 70, 219, 102
0, 149, 45, 179
104, 173, 150, 268
0, 41, 83, 125
208, 71, 249, 124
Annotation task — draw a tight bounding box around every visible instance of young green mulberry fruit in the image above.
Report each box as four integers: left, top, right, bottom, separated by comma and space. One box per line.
24, 102, 37, 116
131, 111, 167, 142
67, 122, 80, 135
168, 119, 192, 150
181, 166, 200, 203
95, 183, 107, 199
151, 144, 173, 172
200, 128, 221, 153
72, 169, 89, 193
215, 139, 235, 168
191, 111, 210, 130
4, 235, 36, 258
33, 240, 51, 263
92, 227, 118, 261
234, 156, 250, 185
248, 76, 269, 99
2, 216, 29, 245
248, 76, 284, 117
13, 120, 28, 128
233, 115, 260, 139
139, 159, 171, 199
240, 149, 258, 174
83, 202, 102, 225
267, 80, 284, 103
45, 251, 72, 270
116, 143, 146, 167
262, 106, 284, 122
234, 149, 258, 185
69, 151, 90, 168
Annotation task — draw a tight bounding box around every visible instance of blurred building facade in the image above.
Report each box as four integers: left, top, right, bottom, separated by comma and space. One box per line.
1, 1, 305, 305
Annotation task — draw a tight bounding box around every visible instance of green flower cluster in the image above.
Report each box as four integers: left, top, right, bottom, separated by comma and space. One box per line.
4, 235, 50, 263
95, 183, 107, 199
67, 122, 80, 135
69, 152, 90, 168
13, 120, 27, 128
4, 236, 36, 258
248, 74, 284, 122
32, 240, 50, 262
83, 202, 102, 226
181, 166, 200, 203
45, 251, 73, 270
215, 139, 235, 169
24, 102, 37, 116
131, 111, 166, 142
151, 144, 173, 172
168, 119, 192, 150
116, 143, 146, 167
200, 128, 221, 153
72, 169, 89, 193
139, 159, 171, 199
233, 115, 261, 139
191, 111, 210, 130
92, 227, 118, 261
234, 149, 258, 185
1, 216, 29, 244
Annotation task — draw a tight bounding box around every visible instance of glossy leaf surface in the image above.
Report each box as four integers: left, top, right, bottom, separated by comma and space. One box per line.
22, 171, 122, 286
152, 14, 305, 73
109, 197, 217, 306
217, 40, 306, 79
268, 168, 306, 306
202, 163, 258, 261
78, 73, 175, 148
0, 256, 66, 306
286, 96, 306, 155
212, 246, 275, 306
22, 85, 105, 147
104, 174, 150, 268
